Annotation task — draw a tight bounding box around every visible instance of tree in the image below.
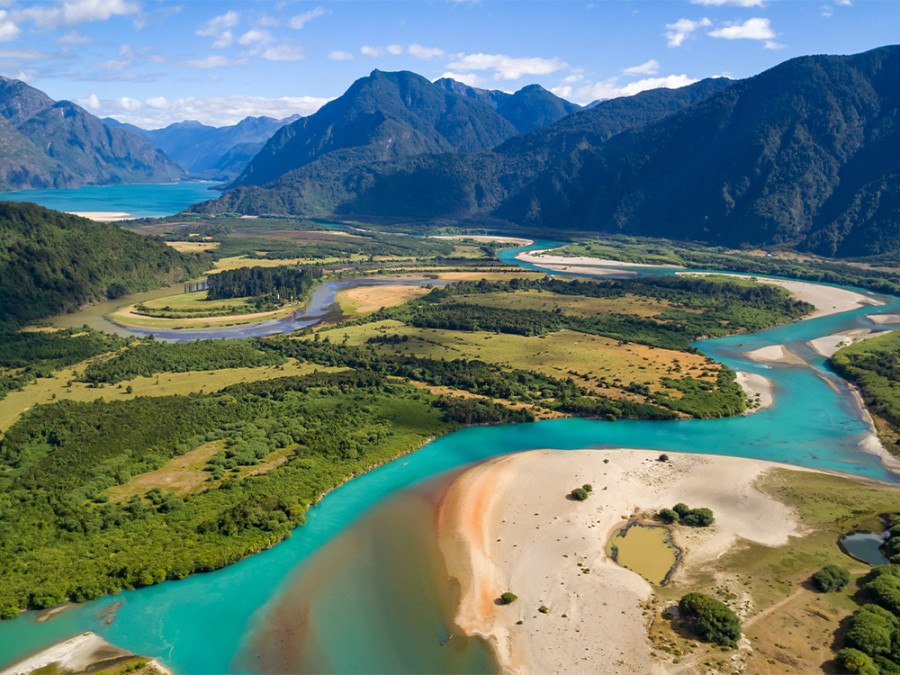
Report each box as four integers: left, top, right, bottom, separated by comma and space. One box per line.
657, 508, 680, 524
811, 564, 850, 592
499, 592, 518, 605
570, 487, 589, 501
678, 592, 741, 647
836, 648, 879, 675
682, 507, 714, 527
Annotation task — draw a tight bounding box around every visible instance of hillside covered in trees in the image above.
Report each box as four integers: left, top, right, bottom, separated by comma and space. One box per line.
0, 202, 208, 327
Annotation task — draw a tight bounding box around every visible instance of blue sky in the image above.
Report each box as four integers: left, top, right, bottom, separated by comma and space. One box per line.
0, 0, 897, 128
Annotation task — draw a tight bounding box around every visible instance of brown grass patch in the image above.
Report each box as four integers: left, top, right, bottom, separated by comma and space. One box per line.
337, 285, 432, 315
109, 441, 224, 500
165, 241, 221, 253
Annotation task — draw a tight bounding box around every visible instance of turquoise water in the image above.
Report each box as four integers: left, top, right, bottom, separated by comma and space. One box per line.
1, 242, 900, 672
0, 183, 218, 218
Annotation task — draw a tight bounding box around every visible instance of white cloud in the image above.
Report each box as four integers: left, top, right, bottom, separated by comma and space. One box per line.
185, 54, 237, 69
553, 74, 698, 104
23, 0, 138, 29
0, 47, 52, 59
117, 95, 141, 111
195, 10, 239, 48
98, 43, 134, 69
58, 29, 94, 44
691, 0, 765, 6
623, 59, 659, 76
79, 92, 100, 109
1, 68, 36, 82
408, 43, 444, 60
237, 28, 272, 46
446, 52, 567, 80
289, 6, 325, 29
98, 94, 331, 128
0, 9, 20, 41
328, 50, 354, 61
437, 71, 483, 87
664, 17, 711, 47
360, 45, 382, 57
709, 17, 775, 40
386, 44, 403, 55
262, 44, 305, 61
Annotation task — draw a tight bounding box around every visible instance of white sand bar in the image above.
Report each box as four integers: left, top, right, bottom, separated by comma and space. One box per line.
677, 272, 883, 319
438, 449, 805, 675
433, 235, 534, 245
744, 343, 806, 365
67, 211, 136, 222
0, 632, 160, 675
735, 371, 774, 412
515, 249, 682, 269
808, 328, 895, 358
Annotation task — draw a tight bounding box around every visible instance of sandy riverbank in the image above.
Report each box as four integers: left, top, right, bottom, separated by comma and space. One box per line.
438, 449, 804, 674
1, 632, 169, 675
515, 249, 680, 270
434, 235, 534, 246
807, 328, 895, 357
734, 371, 774, 412
744, 343, 807, 365
677, 272, 883, 319
67, 211, 136, 222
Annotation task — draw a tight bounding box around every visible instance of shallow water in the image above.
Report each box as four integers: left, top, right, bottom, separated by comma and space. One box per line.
2, 241, 900, 672
842, 532, 890, 566
608, 524, 680, 585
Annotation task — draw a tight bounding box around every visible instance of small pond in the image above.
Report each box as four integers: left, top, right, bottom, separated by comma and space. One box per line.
607, 522, 681, 585
841, 532, 890, 566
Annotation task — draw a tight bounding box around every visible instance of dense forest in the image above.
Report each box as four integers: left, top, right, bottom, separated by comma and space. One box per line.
0, 203, 208, 327
830, 332, 900, 452
206, 265, 323, 301
0, 370, 526, 617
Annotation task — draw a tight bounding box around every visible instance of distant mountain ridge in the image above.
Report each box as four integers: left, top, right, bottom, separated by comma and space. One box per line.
225, 70, 580, 192
190, 76, 731, 219
0, 77, 184, 192
105, 114, 300, 180
191, 45, 900, 258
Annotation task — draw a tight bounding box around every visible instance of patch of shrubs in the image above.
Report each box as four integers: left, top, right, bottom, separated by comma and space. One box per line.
499, 592, 518, 605
657, 503, 714, 527
570, 484, 592, 501
811, 564, 850, 592
836, 564, 900, 672
677, 592, 741, 647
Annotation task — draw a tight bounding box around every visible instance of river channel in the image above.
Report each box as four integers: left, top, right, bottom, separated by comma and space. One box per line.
1, 241, 899, 673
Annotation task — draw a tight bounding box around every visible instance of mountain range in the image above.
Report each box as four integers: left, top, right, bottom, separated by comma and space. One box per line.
225, 70, 580, 190
190, 45, 900, 258
0, 77, 184, 192
104, 115, 300, 180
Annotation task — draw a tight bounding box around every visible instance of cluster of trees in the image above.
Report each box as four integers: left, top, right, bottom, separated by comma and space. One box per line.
377, 275, 813, 351
266, 337, 682, 420
658, 503, 715, 527
0, 328, 128, 400
830, 332, 900, 451
81, 338, 285, 384
837, 565, 900, 673
812, 565, 850, 592
0, 368, 501, 618
677, 592, 741, 646
206, 265, 323, 301
653, 368, 746, 419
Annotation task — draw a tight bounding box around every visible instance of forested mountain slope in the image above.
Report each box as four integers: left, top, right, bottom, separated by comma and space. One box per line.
190, 77, 731, 218
0, 77, 184, 191
0, 202, 206, 326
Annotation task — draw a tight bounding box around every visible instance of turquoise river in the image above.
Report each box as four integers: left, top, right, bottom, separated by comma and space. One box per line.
1, 240, 900, 672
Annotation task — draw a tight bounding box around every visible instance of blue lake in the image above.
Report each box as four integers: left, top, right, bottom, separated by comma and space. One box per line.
0, 182, 218, 218
1, 240, 899, 673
